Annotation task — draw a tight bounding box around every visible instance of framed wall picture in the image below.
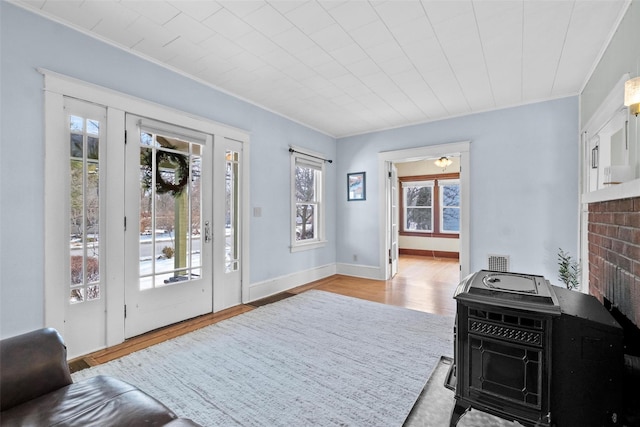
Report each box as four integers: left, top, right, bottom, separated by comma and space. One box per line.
347, 172, 366, 201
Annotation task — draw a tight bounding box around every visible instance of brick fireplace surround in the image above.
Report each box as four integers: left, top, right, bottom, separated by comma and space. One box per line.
588, 196, 640, 339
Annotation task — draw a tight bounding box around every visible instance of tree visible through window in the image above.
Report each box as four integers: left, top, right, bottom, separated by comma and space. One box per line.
400, 175, 460, 236
291, 150, 325, 250
441, 181, 460, 232
225, 150, 240, 273
295, 166, 317, 241
68, 111, 102, 303
137, 128, 203, 290
403, 182, 433, 231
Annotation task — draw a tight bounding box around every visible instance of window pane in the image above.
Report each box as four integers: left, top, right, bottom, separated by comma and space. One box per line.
139, 276, 153, 291
404, 184, 433, 232
291, 151, 323, 248
225, 150, 239, 273
70, 255, 83, 286
70, 288, 84, 303
139, 146, 153, 276
296, 166, 316, 202
443, 207, 460, 231
86, 284, 100, 301
87, 136, 99, 160
69, 115, 83, 132
191, 156, 201, 270
296, 204, 315, 240
406, 186, 431, 207
156, 192, 177, 277
70, 159, 83, 243
140, 132, 156, 146
87, 119, 100, 135
406, 207, 432, 231
68, 108, 102, 304
138, 132, 202, 289
86, 162, 100, 284
441, 183, 460, 233
70, 134, 83, 158
442, 184, 460, 207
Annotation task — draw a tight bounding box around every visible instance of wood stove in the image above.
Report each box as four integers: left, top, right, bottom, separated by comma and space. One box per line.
449, 270, 624, 427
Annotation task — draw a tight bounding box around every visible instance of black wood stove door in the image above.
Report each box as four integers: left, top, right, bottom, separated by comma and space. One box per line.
451, 303, 553, 427
468, 335, 543, 408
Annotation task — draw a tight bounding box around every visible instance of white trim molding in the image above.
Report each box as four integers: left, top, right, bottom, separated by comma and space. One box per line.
248, 264, 336, 302
378, 141, 471, 281
335, 263, 382, 280
41, 69, 251, 353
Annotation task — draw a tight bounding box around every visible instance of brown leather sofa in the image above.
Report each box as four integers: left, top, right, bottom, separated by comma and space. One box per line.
0, 328, 201, 426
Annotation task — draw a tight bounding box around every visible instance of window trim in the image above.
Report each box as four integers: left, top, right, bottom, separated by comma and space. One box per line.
402, 180, 434, 233
290, 146, 327, 252
399, 172, 460, 238
439, 179, 461, 234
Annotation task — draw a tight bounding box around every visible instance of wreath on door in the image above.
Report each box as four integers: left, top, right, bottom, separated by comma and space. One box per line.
141, 144, 189, 197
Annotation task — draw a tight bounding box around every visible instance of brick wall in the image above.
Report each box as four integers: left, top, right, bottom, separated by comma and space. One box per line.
588, 197, 640, 328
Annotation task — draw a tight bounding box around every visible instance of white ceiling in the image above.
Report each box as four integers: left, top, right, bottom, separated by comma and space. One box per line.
14, 0, 629, 137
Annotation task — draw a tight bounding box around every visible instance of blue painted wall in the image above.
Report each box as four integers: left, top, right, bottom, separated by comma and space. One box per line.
0, 2, 580, 339
0, 3, 336, 337
336, 97, 580, 282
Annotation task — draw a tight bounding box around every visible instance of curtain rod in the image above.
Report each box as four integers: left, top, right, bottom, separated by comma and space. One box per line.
289, 148, 333, 163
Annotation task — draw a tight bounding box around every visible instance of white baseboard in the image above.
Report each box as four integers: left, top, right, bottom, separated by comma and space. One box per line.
336, 263, 383, 280
247, 263, 337, 302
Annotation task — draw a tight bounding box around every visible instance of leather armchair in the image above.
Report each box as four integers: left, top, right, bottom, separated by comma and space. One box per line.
0, 328, 201, 426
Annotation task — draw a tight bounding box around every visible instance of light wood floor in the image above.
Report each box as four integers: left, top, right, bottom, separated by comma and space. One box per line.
292, 255, 459, 316
71, 255, 459, 370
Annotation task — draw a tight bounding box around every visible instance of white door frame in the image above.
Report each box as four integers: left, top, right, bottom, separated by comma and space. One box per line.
42, 69, 250, 356
378, 141, 471, 280
123, 114, 215, 339
389, 162, 399, 278
213, 137, 244, 311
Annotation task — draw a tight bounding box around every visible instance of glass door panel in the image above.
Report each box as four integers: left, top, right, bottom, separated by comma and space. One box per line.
138, 135, 202, 289
125, 115, 213, 338
225, 150, 239, 273
62, 97, 108, 357
69, 114, 102, 303
213, 138, 243, 311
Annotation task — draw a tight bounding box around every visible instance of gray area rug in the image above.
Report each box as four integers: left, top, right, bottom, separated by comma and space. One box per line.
73, 290, 454, 426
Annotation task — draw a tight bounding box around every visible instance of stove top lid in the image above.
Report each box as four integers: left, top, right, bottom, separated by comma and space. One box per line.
455, 270, 560, 314
482, 273, 541, 294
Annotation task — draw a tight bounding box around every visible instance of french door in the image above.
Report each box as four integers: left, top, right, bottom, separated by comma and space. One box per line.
61, 98, 109, 356
213, 138, 243, 312
45, 72, 248, 356
389, 163, 399, 277
124, 115, 214, 338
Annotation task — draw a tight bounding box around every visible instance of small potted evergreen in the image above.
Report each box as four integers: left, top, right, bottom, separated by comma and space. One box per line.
557, 248, 580, 290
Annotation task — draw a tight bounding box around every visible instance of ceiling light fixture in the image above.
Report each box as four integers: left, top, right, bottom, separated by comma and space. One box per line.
434, 156, 452, 168
624, 76, 640, 116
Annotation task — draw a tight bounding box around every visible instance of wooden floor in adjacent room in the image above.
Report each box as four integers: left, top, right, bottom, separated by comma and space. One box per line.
291, 255, 459, 316
71, 255, 460, 370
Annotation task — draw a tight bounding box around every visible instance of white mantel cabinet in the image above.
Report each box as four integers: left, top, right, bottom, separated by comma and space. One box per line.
582, 74, 640, 204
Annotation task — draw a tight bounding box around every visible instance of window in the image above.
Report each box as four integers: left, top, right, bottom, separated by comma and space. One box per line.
291, 149, 325, 251
136, 122, 205, 290
440, 180, 460, 233
67, 99, 106, 303
402, 181, 433, 231
400, 174, 460, 237
225, 149, 240, 273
